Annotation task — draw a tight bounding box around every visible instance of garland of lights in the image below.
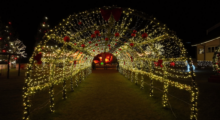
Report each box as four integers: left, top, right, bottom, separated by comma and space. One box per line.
162, 62, 168, 107
70, 60, 75, 92
79, 71, 82, 83
22, 6, 198, 120
49, 59, 55, 113
140, 61, 144, 89
75, 72, 79, 87
120, 60, 198, 119
135, 71, 138, 85
212, 46, 220, 73
131, 69, 133, 82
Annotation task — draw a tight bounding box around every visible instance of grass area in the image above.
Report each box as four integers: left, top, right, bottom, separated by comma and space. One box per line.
0, 69, 26, 120
135, 67, 220, 120
135, 73, 191, 120
0, 67, 220, 120
195, 68, 220, 120
31, 69, 175, 120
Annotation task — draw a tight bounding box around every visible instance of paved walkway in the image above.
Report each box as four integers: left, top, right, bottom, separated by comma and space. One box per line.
35, 69, 175, 120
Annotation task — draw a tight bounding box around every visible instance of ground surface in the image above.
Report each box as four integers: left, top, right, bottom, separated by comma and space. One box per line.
0, 67, 220, 120
0, 69, 25, 120
32, 68, 175, 120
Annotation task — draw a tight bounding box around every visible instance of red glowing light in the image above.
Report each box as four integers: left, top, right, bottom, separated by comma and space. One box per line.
78, 22, 82, 25
170, 62, 175, 67
93, 53, 113, 64
105, 55, 113, 63
94, 60, 99, 64
81, 44, 85, 48
91, 34, 96, 38
99, 57, 102, 61
131, 33, 136, 37
63, 36, 70, 42
130, 43, 134, 47
94, 30, 100, 35
142, 33, 148, 39
154, 60, 163, 67
115, 32, 120, 37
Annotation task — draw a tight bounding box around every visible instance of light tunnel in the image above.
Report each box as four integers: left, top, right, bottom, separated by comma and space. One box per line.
23, 6, 198, 120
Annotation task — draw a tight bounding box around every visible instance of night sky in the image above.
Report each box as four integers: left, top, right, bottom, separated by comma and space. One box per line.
1, 1, 220, 61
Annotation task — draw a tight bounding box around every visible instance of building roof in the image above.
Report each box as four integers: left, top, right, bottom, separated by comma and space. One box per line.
206, 22, 220, 35
192, 26, 220, 46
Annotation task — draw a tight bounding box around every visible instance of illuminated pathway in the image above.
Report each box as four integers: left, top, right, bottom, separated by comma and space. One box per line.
34, 69, 175, 120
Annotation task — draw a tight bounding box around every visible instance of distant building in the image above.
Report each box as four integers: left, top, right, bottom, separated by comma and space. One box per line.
192, 22, 220, 61
192, 37, 220, 61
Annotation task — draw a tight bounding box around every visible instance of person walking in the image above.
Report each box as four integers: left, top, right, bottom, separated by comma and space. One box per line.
117, 62, 119, 71
92, 62, 96, 70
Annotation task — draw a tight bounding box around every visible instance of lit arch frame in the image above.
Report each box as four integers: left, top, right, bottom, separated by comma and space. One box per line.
22, 6, 198, 120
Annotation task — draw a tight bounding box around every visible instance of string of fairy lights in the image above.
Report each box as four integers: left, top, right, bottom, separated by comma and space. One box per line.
213, 46, 220, 73
22, 6, 198, 120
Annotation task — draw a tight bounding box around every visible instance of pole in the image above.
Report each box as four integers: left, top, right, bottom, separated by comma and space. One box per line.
102, 53, 105, 69
18, 55, 21, 76
204, 45, 205, 61
7, 54, 11, 79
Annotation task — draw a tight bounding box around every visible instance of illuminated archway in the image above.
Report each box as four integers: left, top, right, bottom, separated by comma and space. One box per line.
23, 6, 198, 120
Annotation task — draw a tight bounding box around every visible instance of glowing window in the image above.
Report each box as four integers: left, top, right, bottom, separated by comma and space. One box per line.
199, 48, 204, 54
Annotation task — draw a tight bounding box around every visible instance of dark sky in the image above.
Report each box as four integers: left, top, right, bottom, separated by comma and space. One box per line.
1, 0, 220, 60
